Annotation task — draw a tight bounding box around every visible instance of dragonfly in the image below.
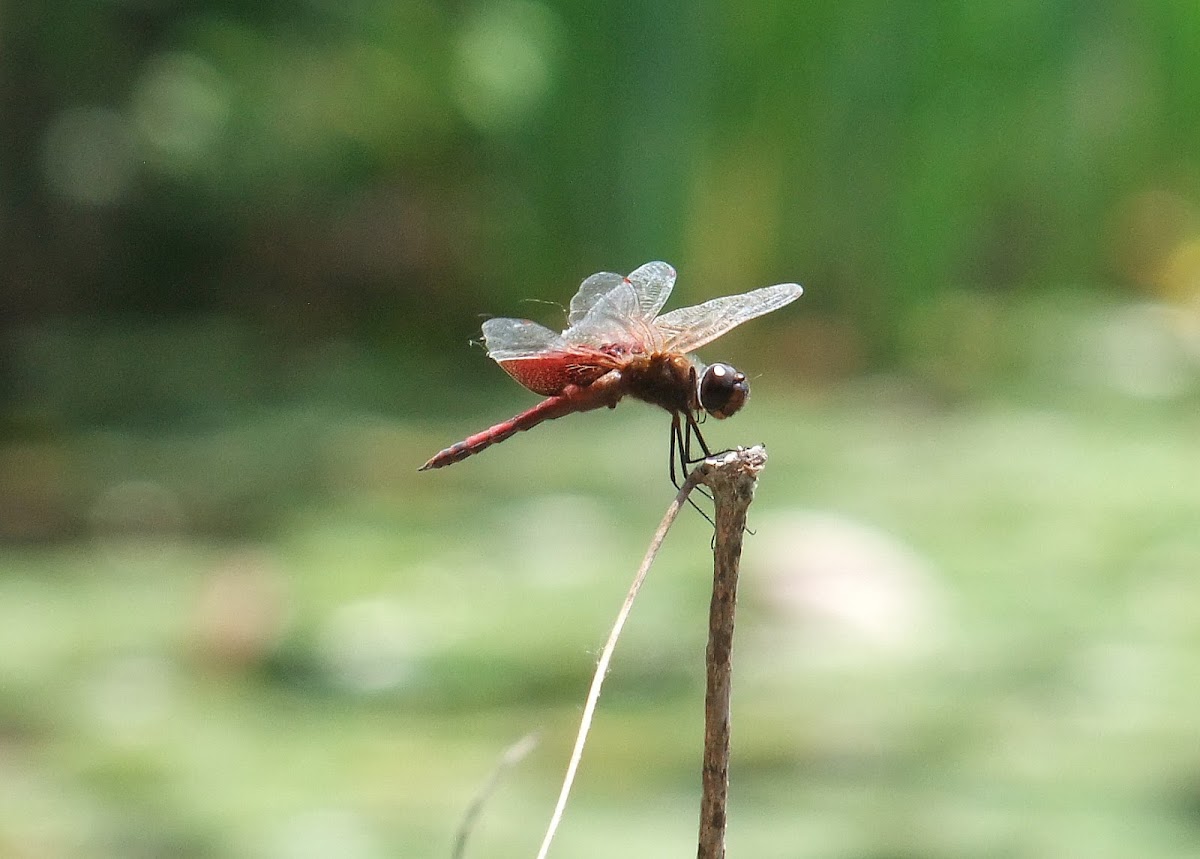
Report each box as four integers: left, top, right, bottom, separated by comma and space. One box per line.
419, 262, 803, 484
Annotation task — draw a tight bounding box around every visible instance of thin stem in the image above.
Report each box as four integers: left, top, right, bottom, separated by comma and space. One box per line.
535, 467, 707, 859
452, 732, 540, 859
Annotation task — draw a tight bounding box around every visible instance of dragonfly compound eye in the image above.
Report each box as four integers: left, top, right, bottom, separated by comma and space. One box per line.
699, 362, 749, 419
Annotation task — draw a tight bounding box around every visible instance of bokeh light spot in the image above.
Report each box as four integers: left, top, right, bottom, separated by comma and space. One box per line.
749, 510, 945, 662
1159, 236, 1200, 307
132, 52, 231, 175
262, 809, 382, 859
90, 480, 187, 541
1110, 188, 1196, 292
317, 597, 422, 694
452, 0, 561, 131
42, 106, 136, 206
83, 654, 174, 744
1085, 303, 1195, 400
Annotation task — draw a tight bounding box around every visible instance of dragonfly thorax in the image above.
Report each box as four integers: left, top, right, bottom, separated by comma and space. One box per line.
698, 362, 748, 419
621, 352, 701, 415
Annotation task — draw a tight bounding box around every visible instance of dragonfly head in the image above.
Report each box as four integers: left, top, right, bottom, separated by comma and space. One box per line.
698, 362, 749, 419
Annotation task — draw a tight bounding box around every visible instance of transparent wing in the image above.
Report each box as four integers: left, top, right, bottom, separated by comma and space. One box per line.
568, 271, 624, 325
567, 261, 676, 326
624, 261, 676, 321
654, 283, 804, 354
481, 317, 568, 361
564, 278, 660, 353
562, 261, 677, 352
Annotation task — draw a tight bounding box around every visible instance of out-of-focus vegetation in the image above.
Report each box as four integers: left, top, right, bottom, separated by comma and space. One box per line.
8, 1, 1200, 377
2, 2, 1200, 858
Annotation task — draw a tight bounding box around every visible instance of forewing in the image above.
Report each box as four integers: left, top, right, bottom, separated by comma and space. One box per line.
481, 317, 568, 361
625, 261, 676, 320
654, 283, 803, 354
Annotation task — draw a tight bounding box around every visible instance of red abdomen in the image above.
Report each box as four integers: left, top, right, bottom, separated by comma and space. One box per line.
418, 376, 623, 471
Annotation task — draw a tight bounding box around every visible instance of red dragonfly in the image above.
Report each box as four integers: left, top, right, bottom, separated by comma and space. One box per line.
419, 262, 802, 484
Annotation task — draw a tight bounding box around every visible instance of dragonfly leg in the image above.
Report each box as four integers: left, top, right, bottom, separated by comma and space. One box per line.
669, 412, 687, 489
684, 412, 713, 463
672, 412, 715, 523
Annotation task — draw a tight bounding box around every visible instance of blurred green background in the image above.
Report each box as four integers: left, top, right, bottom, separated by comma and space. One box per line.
3, 1, 1200, 857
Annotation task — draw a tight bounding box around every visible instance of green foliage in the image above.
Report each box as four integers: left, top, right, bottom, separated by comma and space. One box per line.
7, 1, 1200, 368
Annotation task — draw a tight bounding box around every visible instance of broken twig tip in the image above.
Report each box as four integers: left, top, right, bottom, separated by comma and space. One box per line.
695, 443, 765, 859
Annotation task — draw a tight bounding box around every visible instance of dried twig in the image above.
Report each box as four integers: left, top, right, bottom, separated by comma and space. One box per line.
696, 446, 766, 859
533, 446, 766, 859
452, 731, 540, 859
